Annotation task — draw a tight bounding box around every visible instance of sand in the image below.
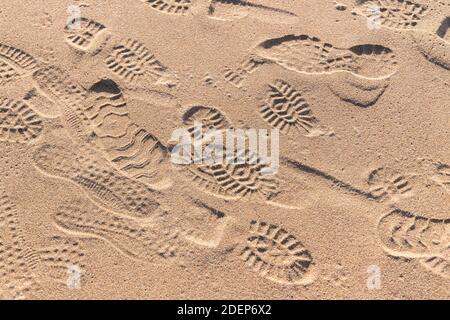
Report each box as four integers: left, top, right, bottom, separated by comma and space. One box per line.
0, 0, 449, 300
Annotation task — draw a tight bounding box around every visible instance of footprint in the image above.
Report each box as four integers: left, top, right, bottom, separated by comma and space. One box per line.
351, 1, 450, 71
412, 17, 450, 70
84, 79, 172, 189
32, 65, 87, 108
353, 0, 430, 30
209, 0, 250, 20
105, 38, 178, 88
377, 209, 449, 258
177, 108, 360, 206
182, 105, 231, 133
239, 220, 315, 285
208, 152, 280, 200
367, 167, 414, 202
31, 66, 173, 189
223, 55, 266, 88
327, 72, 390, 108
260, 79, 318, 134
377, 209, 450, 279
0, 43, 39, 86
176, 106, 280, 201
52, 199, 186, 263
32, 142, 161, 219
31, 65, 90, 141
254, 34, 398, 79
0, 186, 85, 299
181, 149, 280, 201
139, 0, 193, 15
62, 18, 179, 88
223, 38, 393, 106
64, 17, 109, 54
0, 98, 43, 144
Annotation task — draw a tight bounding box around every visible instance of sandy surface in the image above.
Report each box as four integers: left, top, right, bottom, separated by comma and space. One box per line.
0, 0, 449, 299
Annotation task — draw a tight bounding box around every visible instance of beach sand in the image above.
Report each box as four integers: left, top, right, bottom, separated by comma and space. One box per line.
0, 0, 449, 299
